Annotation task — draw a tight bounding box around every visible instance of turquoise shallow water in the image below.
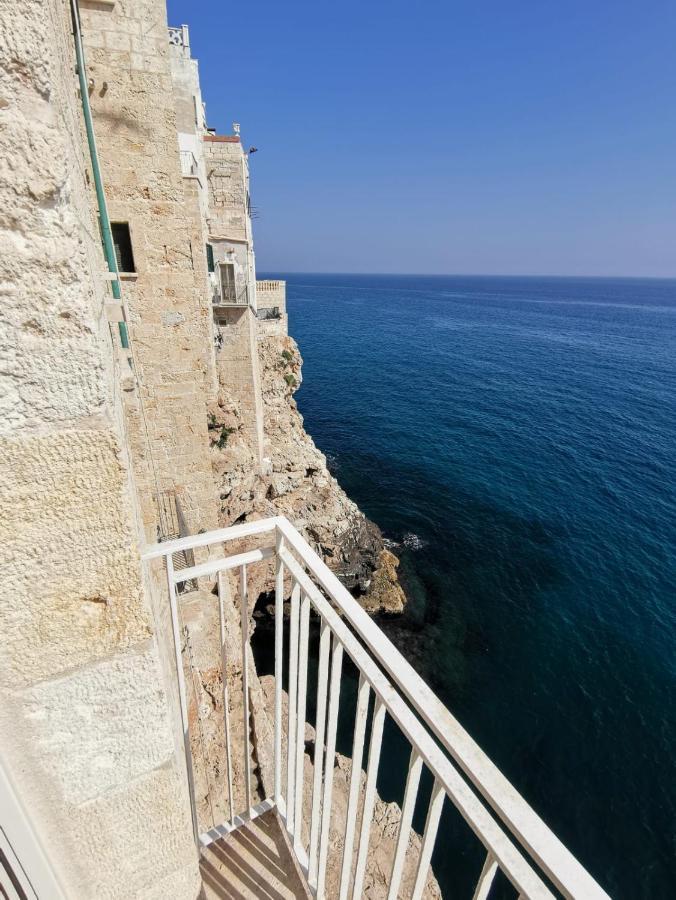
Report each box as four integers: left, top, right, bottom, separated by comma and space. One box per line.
259, 274, 676, 898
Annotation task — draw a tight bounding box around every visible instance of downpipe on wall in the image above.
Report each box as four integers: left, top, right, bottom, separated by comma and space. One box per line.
70, 0, 129, 348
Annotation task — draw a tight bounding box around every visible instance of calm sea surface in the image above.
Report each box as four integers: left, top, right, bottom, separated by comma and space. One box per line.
259, 274, 676, 898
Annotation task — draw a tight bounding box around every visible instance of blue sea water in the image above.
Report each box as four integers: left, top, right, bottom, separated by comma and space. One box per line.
261, 274, 676, 898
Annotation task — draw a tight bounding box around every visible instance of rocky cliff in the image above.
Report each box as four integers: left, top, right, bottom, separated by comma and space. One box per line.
209, 329, 406, 616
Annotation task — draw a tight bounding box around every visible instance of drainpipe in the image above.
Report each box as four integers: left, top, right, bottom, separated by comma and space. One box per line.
70, 0, 125, 330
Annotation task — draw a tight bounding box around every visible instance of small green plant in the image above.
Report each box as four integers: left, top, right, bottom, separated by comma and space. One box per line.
284, 373, 296, 388
213, 425, 235, 449
207, 413, 235, 449
281, 349, 293, 363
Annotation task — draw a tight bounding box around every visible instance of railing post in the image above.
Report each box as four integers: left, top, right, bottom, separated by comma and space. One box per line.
274, 528, 285, 805
293, 590, 311, 854
286, 582, 301, 833
472, 851, 498, 900
352, 699, 386, 899
240, 564, 252, 812
317, 638, 344, 899
308, 619, 331, 888
338, 675, 371, 900
411, 778, 445, 900
217, 572, 235, 824
387, 749, 424, 900
166, 554, 199, 846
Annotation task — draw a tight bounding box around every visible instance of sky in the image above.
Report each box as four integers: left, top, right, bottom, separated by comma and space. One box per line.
167, 0, 676, 277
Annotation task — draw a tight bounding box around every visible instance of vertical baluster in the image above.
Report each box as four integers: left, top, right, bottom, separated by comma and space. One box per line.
411, 778, 445, 900
286, 581, 301, 831
316, 637, 344, 899
472, 851, 498, 900
308, 619, 331, 887
293, 590, 311, 853
166, 555, 199, 845
387, 749, 424, 900
240, 564, 252, 812
352, 699, 386, 900
274, 530, 285, 805
338, 675, 371, 900
217, 573, 235, 824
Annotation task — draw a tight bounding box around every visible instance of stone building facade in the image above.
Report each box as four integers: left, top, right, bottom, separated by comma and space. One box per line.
0, 0, 206, 896
0, 0, 281, 896
0, 2, 396, 898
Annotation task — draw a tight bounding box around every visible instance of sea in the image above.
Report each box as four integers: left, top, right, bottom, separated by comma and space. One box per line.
256, 273, 676, 899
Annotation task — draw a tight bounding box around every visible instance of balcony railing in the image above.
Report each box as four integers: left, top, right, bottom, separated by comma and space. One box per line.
142, 517, 610, 900
168, 25, 190, 50
212, 284, 249, 307
257, 279, 285, 292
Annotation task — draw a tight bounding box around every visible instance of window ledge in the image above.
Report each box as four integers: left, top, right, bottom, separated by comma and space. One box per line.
119, 272, 138, 281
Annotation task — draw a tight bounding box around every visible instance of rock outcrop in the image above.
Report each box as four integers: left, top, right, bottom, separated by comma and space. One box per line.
210, 330, 406, 616
260, 677, 441, 899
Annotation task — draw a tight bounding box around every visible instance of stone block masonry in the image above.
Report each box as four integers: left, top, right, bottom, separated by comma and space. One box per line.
0, 3, 409, 896
215, 306, 266, 468
0, 0, 201, 896
80, 0, 221, 541
257, 279, 288, 337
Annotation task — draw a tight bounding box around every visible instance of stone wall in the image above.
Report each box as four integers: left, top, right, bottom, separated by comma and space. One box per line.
80, 0, 220, 544
256, 279, 288, 337
0, 0, 201, 896
203, 135, 248, 242
213, 307, 266, 469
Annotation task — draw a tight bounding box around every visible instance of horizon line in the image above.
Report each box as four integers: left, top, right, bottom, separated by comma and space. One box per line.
258, 270, 676, 281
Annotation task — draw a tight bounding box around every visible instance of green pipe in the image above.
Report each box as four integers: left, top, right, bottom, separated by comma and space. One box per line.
70, 0, 121, 303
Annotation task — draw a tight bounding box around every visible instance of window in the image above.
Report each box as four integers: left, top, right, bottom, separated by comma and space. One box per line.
111, 222, 135, 273
219, 263, 236, 303
206, 243, 215, 273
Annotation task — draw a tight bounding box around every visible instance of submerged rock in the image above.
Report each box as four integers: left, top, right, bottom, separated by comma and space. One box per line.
362, 548, 407, 615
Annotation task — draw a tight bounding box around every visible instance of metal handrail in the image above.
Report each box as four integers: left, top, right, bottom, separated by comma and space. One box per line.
143, 517, 610, 900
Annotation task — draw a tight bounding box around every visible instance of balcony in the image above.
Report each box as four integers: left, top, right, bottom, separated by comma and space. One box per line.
212, 284, 249, 309
142, 517, 609, 900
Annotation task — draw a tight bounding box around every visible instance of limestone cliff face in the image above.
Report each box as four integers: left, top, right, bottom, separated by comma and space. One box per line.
209, 329, 405, 615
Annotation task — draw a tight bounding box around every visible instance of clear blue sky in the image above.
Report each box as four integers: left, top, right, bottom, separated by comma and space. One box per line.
167, 0, 676, 276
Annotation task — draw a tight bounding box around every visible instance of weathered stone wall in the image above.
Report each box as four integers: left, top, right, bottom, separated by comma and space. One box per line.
0, 0, 201, 896
80, 0, 220, 543
256, 279, 288, 337
204, 135, 248, 241
213, 307, 266, 468
169, 34, 210, 226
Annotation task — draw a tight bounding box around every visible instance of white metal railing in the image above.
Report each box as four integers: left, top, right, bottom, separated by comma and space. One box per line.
142, 516, 610, 900
179, 150, 198, 178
